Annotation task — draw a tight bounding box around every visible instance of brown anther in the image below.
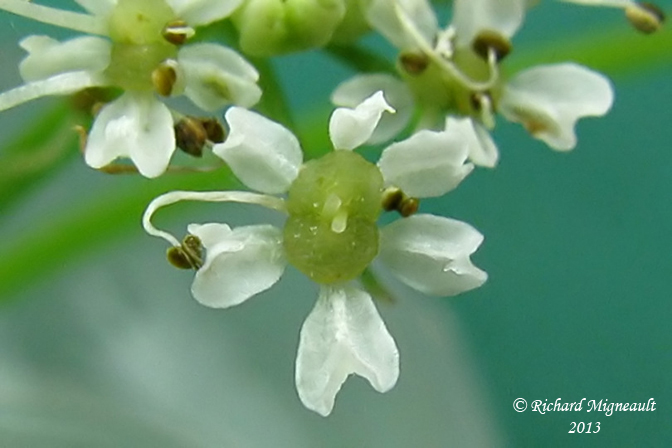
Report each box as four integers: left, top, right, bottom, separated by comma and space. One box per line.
626, 3, 665, 34
201, 118, 226, 143
382, 187, 404, 211
472, 30, 512, 61
162, 20, 195, 45
399, 197, 419, 217
175, 117, 207, 157
167, 235, 203, 270
152, 62, 177, 97
167, 246, 193, 269
399, 52, 430, 76
382, 187, 420, 217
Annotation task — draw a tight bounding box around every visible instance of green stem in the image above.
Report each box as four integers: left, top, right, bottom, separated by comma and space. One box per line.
325, 43, 396, 74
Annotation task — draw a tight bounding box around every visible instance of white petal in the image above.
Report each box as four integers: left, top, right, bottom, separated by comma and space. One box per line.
452, 0, 527, 48
74, 0, 116, 16
445, 117, 499, 168
332, 74, 414, 144
214, 107, 303, 194
167, 0, 244, 26
296, 285, 399, 417
329, 91, 395, 150
188, 224, 286, 308
19, 35, 111, 82
379, 214, 487, 296
0, 71, 105, 112
377, 129, 473, 198
499, 63, 614, 150
85, 92, 176, 178
177, 43, 261, 111
366, 0, 438, 50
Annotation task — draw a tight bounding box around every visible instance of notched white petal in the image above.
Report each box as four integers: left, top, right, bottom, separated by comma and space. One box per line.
168, 0, 244, 26
329, 91, 395, 150
296, 285, 399, 416
499, 63, 614, 150
332, 74, 414, 144
19, 35, 111, 82
445, 117, 499, 168
379, 214, 487, 296
177, 43, 261, 111
189, 224, 286, 308
366, 0, 438, 50
85, 92, 176, 178
214, 107, 303, 194
378, 129, 473, 198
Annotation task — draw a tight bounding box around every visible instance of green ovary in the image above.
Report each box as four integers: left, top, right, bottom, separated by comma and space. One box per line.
104, 0, 177, 91
284, 150, 384, 284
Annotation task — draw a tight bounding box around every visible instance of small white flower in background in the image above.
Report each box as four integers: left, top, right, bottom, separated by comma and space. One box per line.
0, 0, 261, 178
143, 92, 486, 416
339, 0, 614, 167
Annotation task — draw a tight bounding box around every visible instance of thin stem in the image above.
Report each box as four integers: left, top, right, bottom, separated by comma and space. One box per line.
143, 190, 287, 246
325, 44, 396, 74
0, 0, 108, 36
250, 57, 296, 130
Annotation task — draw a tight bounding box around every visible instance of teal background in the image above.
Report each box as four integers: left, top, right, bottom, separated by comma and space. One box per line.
0, 1, 670, 447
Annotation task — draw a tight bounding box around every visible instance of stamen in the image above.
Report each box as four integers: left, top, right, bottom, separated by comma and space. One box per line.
162, 20, 195, 45
381, 186, 419, 217
143, 190, 287, 246
393, 2, 500, 91
626, 2, 665, 34
0, 0, 108, 36
152, 60, 178, 96
399, 52, 429, 76
472, 30, 512, 62
174, 117, 207, 157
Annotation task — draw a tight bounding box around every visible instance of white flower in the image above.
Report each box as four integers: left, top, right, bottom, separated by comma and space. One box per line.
343, 0, 614, 166
0, 0, 261, 178
143, 92, 486, 416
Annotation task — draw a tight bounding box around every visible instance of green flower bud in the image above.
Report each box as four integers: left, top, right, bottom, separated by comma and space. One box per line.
232, 0, 347, 56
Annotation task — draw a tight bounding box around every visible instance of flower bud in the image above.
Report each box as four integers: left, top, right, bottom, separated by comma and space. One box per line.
232, 0, 347, 56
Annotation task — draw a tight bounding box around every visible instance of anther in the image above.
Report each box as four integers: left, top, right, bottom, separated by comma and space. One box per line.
167, 234, 203, 269
382, 187, 404, 212
201, 118, 226, 143
175, 117, 207, 157
399, 52, 430, 76
382, 187, 419, 217
399, 197, 419, 217
472, 30, 512, 62
626, 2, 665, 34
162, 20, 195, 45
152, 60, 178, 97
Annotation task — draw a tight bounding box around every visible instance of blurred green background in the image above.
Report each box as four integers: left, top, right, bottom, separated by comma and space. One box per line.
0, 1, 670, 447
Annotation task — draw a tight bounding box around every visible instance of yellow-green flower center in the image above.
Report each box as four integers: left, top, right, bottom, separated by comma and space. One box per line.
105, 0, 178, 91
283, 150, 384, 284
